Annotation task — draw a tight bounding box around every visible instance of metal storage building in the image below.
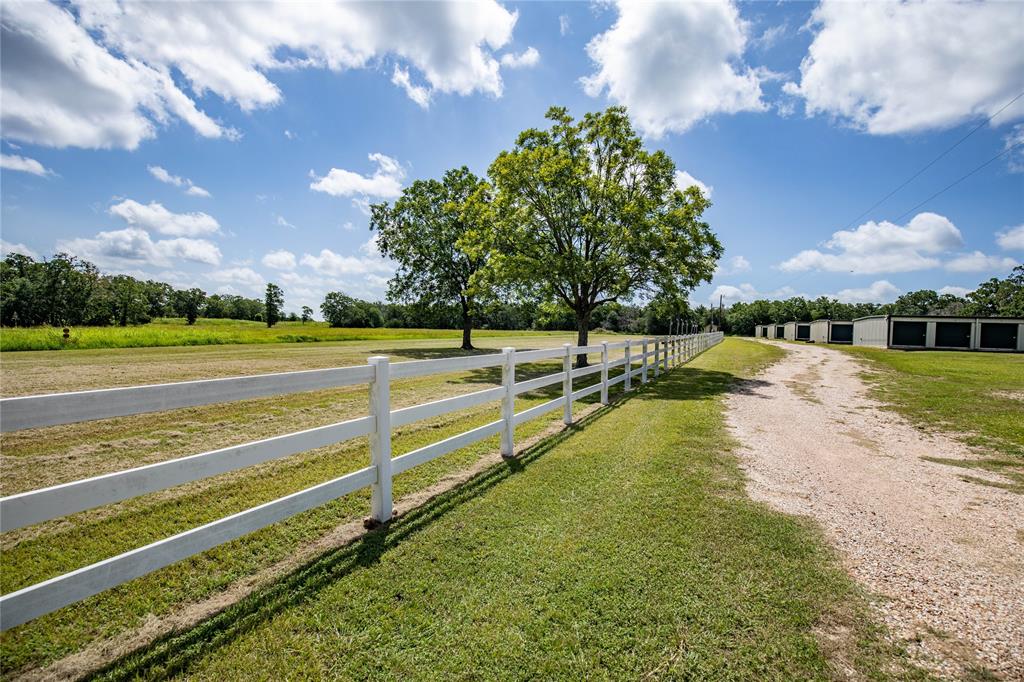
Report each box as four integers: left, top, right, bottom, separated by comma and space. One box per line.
795, 322, 811, 341
783, 322, 796, 340
771, 324, 784, 339
852, 315, 1024, 351
809, 319, 854, 344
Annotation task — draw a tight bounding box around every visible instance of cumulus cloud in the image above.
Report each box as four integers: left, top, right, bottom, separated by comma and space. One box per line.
300, 237, 393, 278
714, 255, 750, 277
310, 153, 405, 210
391, 66, 432, 108
944, 251, 1019, 273
1, 239, 39, 259
262, 249, 297, 270
938, 285, 973, 298
783, 1, 1024, 135
1, 153, 53, 176
559, 15, 570, 37
0, 1, 523, 149
109, 199, 220, 237
779, 212, 964, 274
57, 227, 221, 269
500, 47, 540, 69
709, 282, 798, 305
835, 280, 900, 304
582, 0, 765, 137
206, 267, 265, 293
996, 224, 1024, 251
674, 170, 712, 199
148, 165, 211, 198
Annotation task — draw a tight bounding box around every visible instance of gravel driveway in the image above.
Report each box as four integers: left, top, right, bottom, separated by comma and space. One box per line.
726, 341, 1024, 679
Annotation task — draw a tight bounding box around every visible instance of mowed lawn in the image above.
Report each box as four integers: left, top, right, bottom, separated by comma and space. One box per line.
29, 339, 919, 681
837, 345, 1024, 490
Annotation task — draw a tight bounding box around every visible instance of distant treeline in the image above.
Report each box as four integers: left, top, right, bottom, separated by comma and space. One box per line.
722, 266, 1024, 336
0, 252, 703, 334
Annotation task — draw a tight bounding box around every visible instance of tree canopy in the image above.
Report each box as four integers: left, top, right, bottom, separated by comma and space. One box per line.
480, 106, 722, 362
371, 167, 492, 350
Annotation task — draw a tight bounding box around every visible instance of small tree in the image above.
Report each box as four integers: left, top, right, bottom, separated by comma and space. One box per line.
265, 283, 284, 327
173, 287, 206, 325
370, 167, 492, 350
483, 106, 722, 364
301, 305, 313, 324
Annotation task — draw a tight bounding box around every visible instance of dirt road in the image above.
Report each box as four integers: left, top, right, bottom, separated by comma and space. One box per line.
726, 341, 1024, 679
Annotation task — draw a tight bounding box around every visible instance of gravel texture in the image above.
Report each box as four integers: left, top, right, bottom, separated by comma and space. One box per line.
726, 341, 1024, 679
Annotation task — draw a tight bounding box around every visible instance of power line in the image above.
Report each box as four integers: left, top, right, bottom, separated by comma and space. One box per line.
893, 141, 1021, 223
840, 89, 1024, 230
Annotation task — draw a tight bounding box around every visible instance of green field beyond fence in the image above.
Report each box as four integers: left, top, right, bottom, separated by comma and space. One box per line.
0, 318, 586, 352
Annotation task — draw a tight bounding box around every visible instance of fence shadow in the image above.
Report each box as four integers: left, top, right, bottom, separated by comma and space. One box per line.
85, 407, 612, 681
85, 357, 742, 680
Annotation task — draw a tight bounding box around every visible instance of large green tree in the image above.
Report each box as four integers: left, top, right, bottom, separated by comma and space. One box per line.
481, 106, 722, 364
264, 283, 284, 328
370, 167, 491, 350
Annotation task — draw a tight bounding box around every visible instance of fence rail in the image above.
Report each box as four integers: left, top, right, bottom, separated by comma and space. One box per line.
0, 332, 723, 630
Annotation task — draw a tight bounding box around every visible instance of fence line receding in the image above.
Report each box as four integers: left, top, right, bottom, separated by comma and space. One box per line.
0, 332, 723, 630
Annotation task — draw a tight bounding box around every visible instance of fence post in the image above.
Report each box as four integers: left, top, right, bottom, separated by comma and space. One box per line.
641, 339, 649, 383
663, 336, 669, 372
501, 347, 515, 458
624, 339, 632, 391
562, 343, 573, 424
600, 342, 609, 405
653, 339, 660, 378
368, 356, 392, 523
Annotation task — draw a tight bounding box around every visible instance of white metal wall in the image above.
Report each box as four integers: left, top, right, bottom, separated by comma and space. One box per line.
853, 316, 888, 347
809, 320, 829, 343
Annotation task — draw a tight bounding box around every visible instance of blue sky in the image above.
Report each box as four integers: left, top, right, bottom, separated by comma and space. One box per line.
2, 0, 1022, 316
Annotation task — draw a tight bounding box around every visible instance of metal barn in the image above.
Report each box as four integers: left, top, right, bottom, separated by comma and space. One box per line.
852, 315, 1024, 351
809, 319, 854, 344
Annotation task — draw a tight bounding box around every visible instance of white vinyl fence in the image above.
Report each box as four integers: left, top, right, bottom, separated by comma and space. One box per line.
0, 332, 723, 630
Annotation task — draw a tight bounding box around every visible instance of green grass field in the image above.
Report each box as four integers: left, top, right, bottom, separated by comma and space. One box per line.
0, 318, 580, 352
0, 338, 924, 679
836, 346, 1024, 492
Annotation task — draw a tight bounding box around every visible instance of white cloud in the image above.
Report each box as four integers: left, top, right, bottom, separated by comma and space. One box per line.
938, 285, 973, 298
996, 224, 1024, 251
1006, 124, 1024, 173
709, 282, 797, 305
500, 47, 540, 69
752, 22, 787, 52
944, 251, 1019, 273
0, 1, 232, 149
1, 239, 39, 259
0, 153, 53, 176
779, 212, 964, 274
559, 15, 570, 37
390, 66, 432, 108
57, 227, 221, 269
582, 0, 765, 137
262, 249, 297, 270
1, 1, 523, 149
835, 280, 900, 304
207, 266, 265, 293
109, 199, 220, 237
300, 237, 393, 278
783, 1, 1024, 135
276, 215, 297, 230
148, 165, 211, 198
284, 129, 296, 140
310, 153, 405, 209
674, 170, 712, 199
714, 255, 750, 277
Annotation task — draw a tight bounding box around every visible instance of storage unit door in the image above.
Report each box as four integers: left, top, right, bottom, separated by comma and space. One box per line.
892, 321, 927, 346
796, 324, 811, 340
776, 326, 785, 338
979, 322, 1018, 349
934, 322, 972, 348
829, 324, 853, 343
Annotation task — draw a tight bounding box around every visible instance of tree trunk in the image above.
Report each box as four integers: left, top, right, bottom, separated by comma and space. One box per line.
575, 311, 591, 367
460, 298, 474, 351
